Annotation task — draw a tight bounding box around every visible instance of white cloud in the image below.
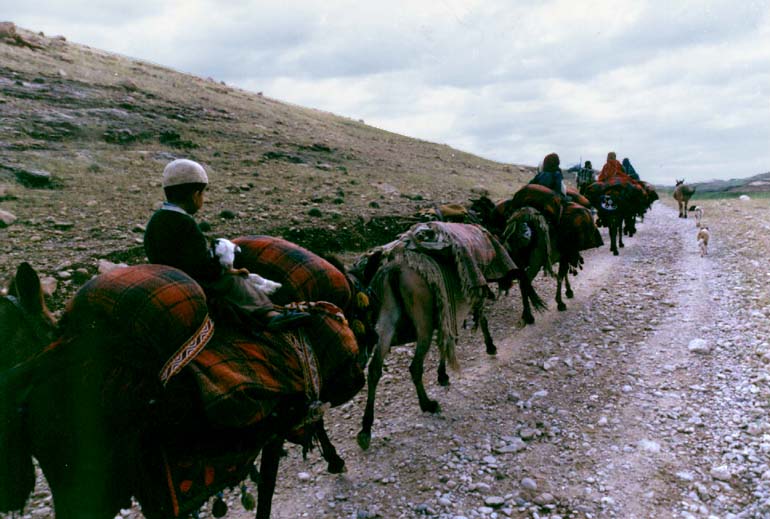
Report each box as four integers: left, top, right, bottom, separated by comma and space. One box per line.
4, 0, 770, 184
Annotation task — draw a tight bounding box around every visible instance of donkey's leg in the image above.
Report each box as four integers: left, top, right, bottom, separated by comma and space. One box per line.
609, 221, 619, 255
314, 419, 345, 474
256, 439, 284, 519
357, 328, 393, 450
555, 261, 569, 311
479, 309, 496, 355
437, 357, 449, 386
564, 269, 574, 299
410, 330, 440, 413
404, 282, 440, 414
618, 219, 625, 248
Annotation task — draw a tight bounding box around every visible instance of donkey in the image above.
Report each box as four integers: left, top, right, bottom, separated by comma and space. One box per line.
1, 263, 57, 513
1, 262, 364, 519
350, 222, 522, 450
673, 179, 696, 218
502, 202, 602, 319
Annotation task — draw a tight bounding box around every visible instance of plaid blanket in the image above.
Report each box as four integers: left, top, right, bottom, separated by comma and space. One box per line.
187, 301, 362, 428
233, 235, 351, 309
566, 187, 592, 209
559, 202, 604, 253
60, 264, 213, 383
509, 184, 564, 227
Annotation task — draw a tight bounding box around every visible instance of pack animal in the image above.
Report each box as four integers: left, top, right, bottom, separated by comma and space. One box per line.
697, 226, 710, 256
673, 179, 696, 218
501, 200, 602, 322
0, 261, 364, 519
1, 263, 57, 512
349, 222, 524, 450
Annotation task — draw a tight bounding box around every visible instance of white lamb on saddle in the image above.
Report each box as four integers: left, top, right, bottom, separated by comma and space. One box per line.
210, 238, 282, 295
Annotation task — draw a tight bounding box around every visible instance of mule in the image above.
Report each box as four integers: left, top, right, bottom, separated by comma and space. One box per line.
350, 222, 522, 450
0, 263, 363, 519
502, 202, 602, 319
584, 179, 648, 256
0, 263, 57, 513
233, 234, 370, 475
673, 179, 696, 218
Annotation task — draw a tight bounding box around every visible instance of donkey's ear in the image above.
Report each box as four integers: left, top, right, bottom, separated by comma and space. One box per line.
363, 250, 384, 285
11, 262, 44, 315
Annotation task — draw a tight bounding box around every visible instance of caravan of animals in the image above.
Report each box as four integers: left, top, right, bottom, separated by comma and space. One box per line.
5, 147, 697, 519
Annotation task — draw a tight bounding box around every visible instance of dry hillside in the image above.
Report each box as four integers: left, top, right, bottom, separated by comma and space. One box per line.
0, 23, 532, 308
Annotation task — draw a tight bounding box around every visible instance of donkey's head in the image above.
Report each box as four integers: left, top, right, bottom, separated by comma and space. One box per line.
1, 263, 56, 370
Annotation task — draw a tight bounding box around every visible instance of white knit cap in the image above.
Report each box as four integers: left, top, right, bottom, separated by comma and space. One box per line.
162, 159, 209, 187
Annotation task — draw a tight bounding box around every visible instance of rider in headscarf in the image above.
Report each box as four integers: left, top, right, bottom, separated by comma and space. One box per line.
598, 152, 627, 182
621, 158, 640, 181
529, 152, 566, 197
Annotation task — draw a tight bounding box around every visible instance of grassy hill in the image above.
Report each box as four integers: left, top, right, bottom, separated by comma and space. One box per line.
687, 171, 770, 197
0, 23, 533, 301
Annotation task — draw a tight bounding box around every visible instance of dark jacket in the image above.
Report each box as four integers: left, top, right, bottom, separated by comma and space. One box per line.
529, 168, 564, 195
144, 207, 221, 285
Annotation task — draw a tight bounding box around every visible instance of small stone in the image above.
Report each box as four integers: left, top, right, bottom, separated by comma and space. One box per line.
533, 493, 555, 505
40, 276, 57, 296
519, 428, 537, 441
97, 259, 128, 275
484, 496, 505, 508
297, 472, 311, 481
521, 477, 537, 491
0, 209, 16, 227
710, 466, 731, 481
638, 439, 660, 453
688, 339, 711, 354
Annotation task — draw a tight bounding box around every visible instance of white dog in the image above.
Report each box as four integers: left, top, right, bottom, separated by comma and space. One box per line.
696, 227, 710, 257
689, 205, 704, 227
211, 238, 282, 295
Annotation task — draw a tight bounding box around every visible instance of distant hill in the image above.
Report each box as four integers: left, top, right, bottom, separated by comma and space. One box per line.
689, 171, 770, 194
0, 22, 533, 284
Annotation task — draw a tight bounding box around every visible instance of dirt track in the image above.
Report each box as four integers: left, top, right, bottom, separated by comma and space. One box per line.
5, 198, 770, 519
246, 200, 770, 519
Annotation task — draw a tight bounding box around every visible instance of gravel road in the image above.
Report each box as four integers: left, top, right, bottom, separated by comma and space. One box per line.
5, 198, 770, 519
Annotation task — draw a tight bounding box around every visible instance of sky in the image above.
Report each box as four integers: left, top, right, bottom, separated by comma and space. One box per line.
5, 0, 770, 185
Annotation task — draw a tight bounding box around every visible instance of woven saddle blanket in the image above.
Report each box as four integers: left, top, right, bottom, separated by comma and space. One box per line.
233, 235, 351, 310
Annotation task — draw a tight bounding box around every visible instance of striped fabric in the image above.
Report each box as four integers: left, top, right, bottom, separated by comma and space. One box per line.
508, 184, 564, 227
60, 264, 212, 382
187, 301, 362, 428
233, 235, 351, 309
559, 202, 604, 252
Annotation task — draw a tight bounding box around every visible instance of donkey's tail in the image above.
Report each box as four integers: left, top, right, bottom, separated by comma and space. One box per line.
0, 364, 36, 512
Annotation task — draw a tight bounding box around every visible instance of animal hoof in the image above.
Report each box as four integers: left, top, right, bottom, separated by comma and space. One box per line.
613, 250, 619, 256
486, 346, 497, 356
422, 400, 441, 414
356, 431, 371, 451
557, 302, 567, 311
566, 290, 574, 299
327, 457, 346, 474
437, 374, 450, 386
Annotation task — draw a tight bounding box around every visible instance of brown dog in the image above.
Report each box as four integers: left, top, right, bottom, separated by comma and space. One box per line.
697, 227, 710, 256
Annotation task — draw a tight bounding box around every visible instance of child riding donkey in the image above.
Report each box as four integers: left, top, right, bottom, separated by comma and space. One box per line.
144, 159, 311, 332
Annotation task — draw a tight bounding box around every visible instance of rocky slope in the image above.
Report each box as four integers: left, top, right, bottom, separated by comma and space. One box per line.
0, 22, 532, 310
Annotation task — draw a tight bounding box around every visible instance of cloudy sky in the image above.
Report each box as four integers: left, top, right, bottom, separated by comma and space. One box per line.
6, 0, 770, 184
